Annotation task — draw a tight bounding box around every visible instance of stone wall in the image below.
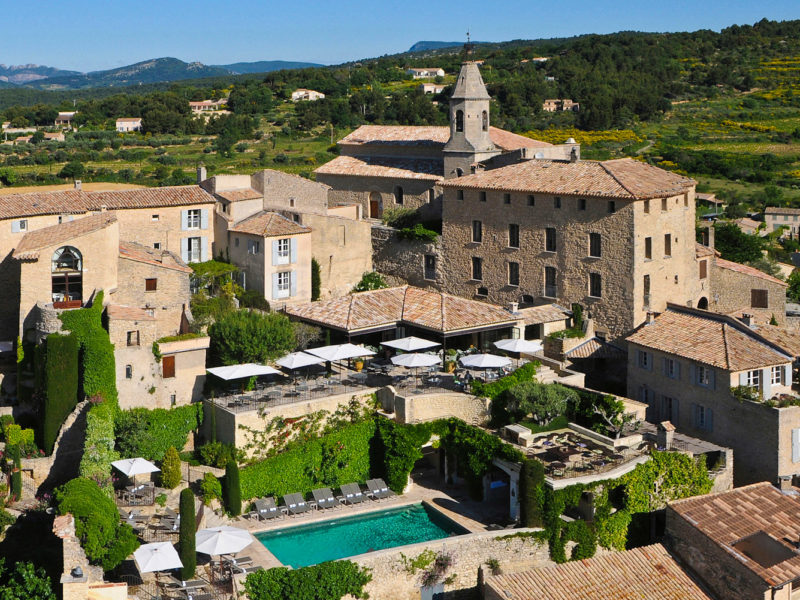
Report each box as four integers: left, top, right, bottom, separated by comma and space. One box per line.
317, 173, 439, 219
391, 390, 489, 425
710, 259, 787, 326
372, 226, 442, 289
255, 169, 330, 215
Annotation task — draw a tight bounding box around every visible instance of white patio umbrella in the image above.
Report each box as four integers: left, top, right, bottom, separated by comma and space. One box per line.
494, 338, 543, 355
391, 352, 441, 388
307, 344, 377, 380
459, 353, 512, 369
206, 363, 282, 380
276, 352, 325, 370
134, 542, 183, 574
382, 336, 440, 352
195, 526, 253, 556
111, 457, 160, 486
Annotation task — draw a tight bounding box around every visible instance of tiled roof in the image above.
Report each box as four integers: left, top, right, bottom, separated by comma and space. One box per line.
695, 242, 717, 258
13, 212, 117, 260
106, 304, 156, 321
734, 217, 761, 233
751, 323, 800, 357
516, 303, 570, 324
119, 241, 192, 273
285, 285, 517, 334
766, 206, 800, 215
715, 257, 787, 286
669, 482, 800, 587
440, 158, 695, 199
314, 155, 443, 180
566, 337, 626, 359
625, 307, 790, 371
229, 211, 311, 237
336, 125, 551, 151
214, 188, 262, 202
484, 544, 713, 600
0, 185, 215, 219
116, 118, 141, 122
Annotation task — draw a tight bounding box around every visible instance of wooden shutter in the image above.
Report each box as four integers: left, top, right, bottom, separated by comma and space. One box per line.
271, 273, 279, 300
290, 271, 297, 297
145, 278, 157, 291
200, 237, 208, 262
272, 240, 280, 266
10, 220, 20, 233
162, 355, 176, 379
290, 238, 298, 263
181, 238, 189, 263
751, 289, 768, 309
699, 259, 707, 279
200, 209, 209, 230
180, 209, 189, 231
793, 428, 800, 463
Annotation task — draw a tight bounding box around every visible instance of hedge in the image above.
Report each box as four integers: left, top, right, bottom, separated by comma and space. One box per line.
160, 447, 182, 489
519, 458, 545, 527
115, 404, 203, 462
371, 419, 431, 493
240, 420, 375, 500
179, 488, 196, 580
224, 460, 242, 516
41, 333, 79, 455
244, 561, 371, 600
79, 401, 119, 493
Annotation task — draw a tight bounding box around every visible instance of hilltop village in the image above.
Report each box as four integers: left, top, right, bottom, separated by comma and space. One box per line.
0, 59, 799, 600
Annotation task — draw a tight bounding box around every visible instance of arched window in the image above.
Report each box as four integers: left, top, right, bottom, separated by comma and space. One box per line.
455, 168, 464, 178
455, 110, 464, 132
482, 110, 488, 131
393, 186, 404, 205
697, 297, 709, 310
52, 246, 82, 306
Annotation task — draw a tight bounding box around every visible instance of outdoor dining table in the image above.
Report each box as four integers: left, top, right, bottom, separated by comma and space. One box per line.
550, 446, 583, 463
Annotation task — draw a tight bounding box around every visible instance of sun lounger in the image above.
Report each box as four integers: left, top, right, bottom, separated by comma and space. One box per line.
366, 478, 396, 500
163, 575, 206, 590
283, 492, 312, 515
118, 508, 150, 523
249, 497, 282, 520
312, 487, 338, 510
340, 483, 367, 504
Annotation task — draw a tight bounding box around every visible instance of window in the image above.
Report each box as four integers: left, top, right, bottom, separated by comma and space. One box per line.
662, 396, 675, 422
508, 262, 520, 287
145, 278, 157, 292
455, 110, 464, 132
52, 246, 82, 305
699, 259, 707, 280
482, 110, 488, 131
589, 273, 602, 298
186, 209, 201, 229
665, 358, 679, 379
479, 191, 487, 202
472, 220, 483, 243
153, 242, 161, 250
476, 286, 488, 297
424, 255, 436, 281
643, 274, 651, 307
637, 350, 651, 370
697, 365, 712, 386
695, 405, 710, 430
17, 219, 27, 232
545, 227, 556, 252
771, 366, 784, 386
471, 257, 483, 281
664, 234, 672, 257
151, 214, 159, 221
276, 271, 291, 298
393, 186, 404, 205
751, 289, 768, 309
508, 224, 520, 248
661, 198, 668, 212
589, 233, 601, 257
527, 195, 535, 206
162, 355, 175, 379
745, 369, 761, 389
645, 237, 652, 260
684, 194, 689, 208
125, 365, 133, 379
554, 197, 561, 209
644, 200, 650, 214
277, 238, 290, 262
289, 198, 295, 207
608, 201, 616, 213
578, 198, 586, 211
247, 240, 260, 255
127, 331, 140, 347
457, 190, 464, 200
503, 193, 511, 205
187, 237, 201, 262
170, 394, 176, 406
428, 189, 435, 203
544, 266, 557, 297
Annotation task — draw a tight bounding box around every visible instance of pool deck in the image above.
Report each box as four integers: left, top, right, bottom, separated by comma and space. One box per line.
226, 478, 493, 570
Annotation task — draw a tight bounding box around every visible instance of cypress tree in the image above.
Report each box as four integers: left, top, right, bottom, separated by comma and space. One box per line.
179, 488, 196, 580
519, 458, 545, 527
224, 459, 241, 517
161, 446, 182, 489
311, 258, 321, 301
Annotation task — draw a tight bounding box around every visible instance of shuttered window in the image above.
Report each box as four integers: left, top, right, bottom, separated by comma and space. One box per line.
751, 289, 768, 308
162, 355, 175, 379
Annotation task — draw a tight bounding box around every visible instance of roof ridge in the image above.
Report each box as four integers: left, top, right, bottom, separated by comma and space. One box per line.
721, 323, 731, 370
345, 293, 356, 330
439, 289, 445, 332
598, 159, 638, 199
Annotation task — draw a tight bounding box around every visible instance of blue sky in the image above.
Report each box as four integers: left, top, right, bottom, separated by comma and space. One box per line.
2, 0, 800, 71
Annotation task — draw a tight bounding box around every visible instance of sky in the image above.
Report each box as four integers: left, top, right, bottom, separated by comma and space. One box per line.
1, 0, 800, 72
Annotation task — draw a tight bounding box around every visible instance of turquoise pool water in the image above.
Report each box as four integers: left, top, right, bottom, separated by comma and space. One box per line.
255, 503, 467, 567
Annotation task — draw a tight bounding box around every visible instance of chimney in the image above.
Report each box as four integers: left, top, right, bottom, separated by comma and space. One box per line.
646, 311, 656, 325
778, 475, 793, 492
657, 421, 675, 450
73, 180, 81, 190
196, 165, 207, 184
99, 204, 107, 213
569, 146, 578, 162
741, 313, 754, 327
508, 301, 519, 314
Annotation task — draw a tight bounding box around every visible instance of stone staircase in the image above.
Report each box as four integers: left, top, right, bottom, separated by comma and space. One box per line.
536, 365, 559, 384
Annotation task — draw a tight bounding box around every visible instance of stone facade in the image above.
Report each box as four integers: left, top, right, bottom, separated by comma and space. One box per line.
709, 259, 787, 326
371, 225, 441, 289
391, 390, 490, 425
319, 174, 440, 219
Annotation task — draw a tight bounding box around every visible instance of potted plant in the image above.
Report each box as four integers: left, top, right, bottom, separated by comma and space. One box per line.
354, 359, 365, 372
444, 360, 456, 373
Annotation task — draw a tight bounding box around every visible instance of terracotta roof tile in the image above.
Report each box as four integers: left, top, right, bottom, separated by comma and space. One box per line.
750, 323, 800, 358
13, 212, 117, 260
229, 211, 311, 237
441, 157, 695, 199
106, 304, 156, 321
625, 307, 790, 371
484, 544, 713, 600
315, 155, 443, 180
695, 242, 717, 258
285, 285, 516, 334
0, 185, 215, 219
715, 257, 787, 286
566, 337, 626, 359
214, 188, 262, 202
766, 206, 800, 215
670, 482, 800, 587
119, 241, 192, 273
336, 125, 551, 151
516, 303, 570, 324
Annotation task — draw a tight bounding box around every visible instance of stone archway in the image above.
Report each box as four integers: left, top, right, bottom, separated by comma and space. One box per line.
698, 297, 709, 310
369, 191, 383, 219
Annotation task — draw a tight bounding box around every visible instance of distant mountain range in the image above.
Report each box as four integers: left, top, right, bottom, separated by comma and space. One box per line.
0, 58, 323, 90
407, 41, 489, 52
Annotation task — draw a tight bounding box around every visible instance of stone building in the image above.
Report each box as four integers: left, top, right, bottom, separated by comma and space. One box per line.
710, 257, 788, 326
666, 482, 800, 600
626, 304, 799, 485
437, 157, 699, 341
765, 206, 800, 237
115, 117, 142, 132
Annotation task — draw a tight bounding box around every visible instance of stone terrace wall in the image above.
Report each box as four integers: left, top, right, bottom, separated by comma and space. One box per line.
393, 391, 489, 426
371, 226, 442, 289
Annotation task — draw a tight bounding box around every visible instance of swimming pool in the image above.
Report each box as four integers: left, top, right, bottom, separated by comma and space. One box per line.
255, 503, 467, 567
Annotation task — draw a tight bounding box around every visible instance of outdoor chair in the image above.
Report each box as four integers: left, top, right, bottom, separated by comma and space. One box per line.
366, 479, 396, 500
162, 575, 207, 590
312, 487, 338, 510
250, 497, 282, 520
283, 492, 312, 516
339, 483, 367, 504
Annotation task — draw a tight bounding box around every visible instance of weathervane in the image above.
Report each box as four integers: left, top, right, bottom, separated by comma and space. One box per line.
464, 30, 474, 56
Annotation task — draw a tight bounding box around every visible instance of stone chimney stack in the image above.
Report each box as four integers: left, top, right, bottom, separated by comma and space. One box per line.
657, 421, 675, 450
778, 475, 793, 492
741, 313, 754, 327
509, 302, 519, 314
196, 165, 207, 184
646, 312, 656, 325
74, 180, 81, 190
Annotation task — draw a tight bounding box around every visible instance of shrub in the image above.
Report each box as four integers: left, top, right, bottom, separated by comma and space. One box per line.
519, 459, 545, 527
208, 310, 295, 365
40, 333, 79, 454
0, 560, 56, 600
237, 289, 270, 311
56, 478, 139, 570
351, 272, 388, 293
224, 460, 242, 516
115, 404, 202, 462
397, 224, 439, 243
244, 561, 371, 600
198, 441, 240, 469
200, 472, 222, 505
161, 447, 182, 489
372, 419, 431, 493
179, 488, 196, 580
473, 362, 539, 402
79, 401, 119, 492
10, 471, 21, 501
0, 509, 16, 534
311, 258, 321, 301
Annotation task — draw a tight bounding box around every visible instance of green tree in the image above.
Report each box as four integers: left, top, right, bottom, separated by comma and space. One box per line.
713, 222, 764, 264
224, 459, 242, 516
311, 258, 321, 301
57, 161, 85, 180
179, 488, 196, 580
506, 382, 575, 425
208, 310, 295, 365
519, 459, 545, 527
352, 272, 388, 293
0, 560, 56, 600
161, 446, 182, 489
0, 168, 17, 186
788, 270, 800, 303
30, 131, 45, 144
